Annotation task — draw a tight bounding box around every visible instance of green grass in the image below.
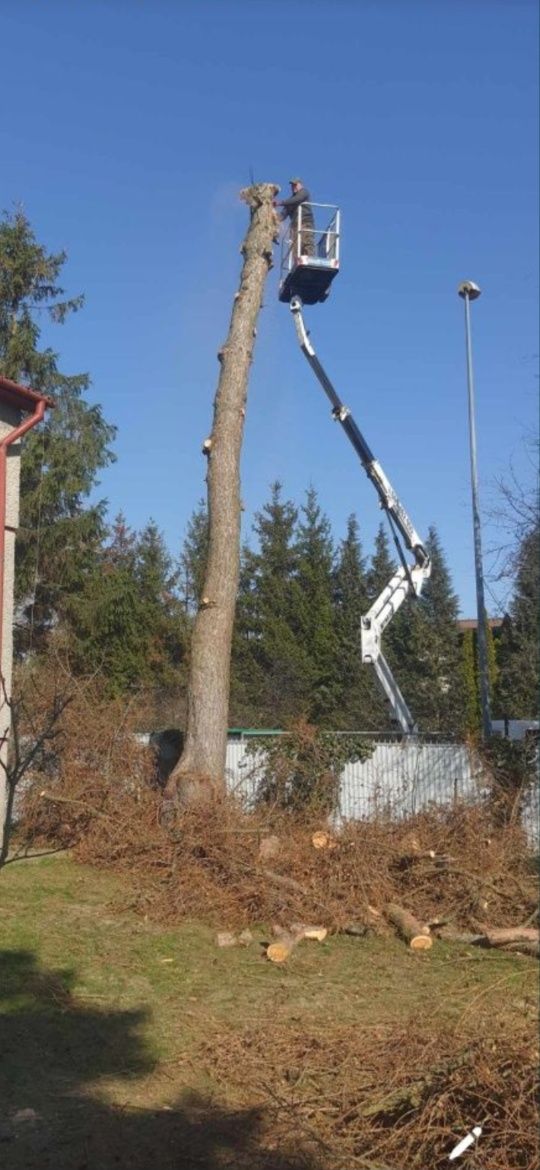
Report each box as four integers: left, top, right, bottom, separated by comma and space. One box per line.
0, 854, 537, 1169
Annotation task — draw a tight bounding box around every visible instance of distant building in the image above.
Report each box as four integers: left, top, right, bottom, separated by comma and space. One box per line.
456, 618, 504, 634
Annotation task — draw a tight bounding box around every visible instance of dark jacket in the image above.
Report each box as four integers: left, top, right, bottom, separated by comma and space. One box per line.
280, 187, 314, 226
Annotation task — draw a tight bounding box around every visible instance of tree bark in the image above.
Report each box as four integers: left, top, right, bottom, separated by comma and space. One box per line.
165, 183, 279, 807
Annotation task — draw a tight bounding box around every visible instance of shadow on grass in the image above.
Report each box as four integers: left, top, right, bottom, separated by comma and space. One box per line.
0, 949, 319, 1170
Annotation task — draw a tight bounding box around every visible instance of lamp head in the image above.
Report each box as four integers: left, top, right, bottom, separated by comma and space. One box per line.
458, 281, 482, 300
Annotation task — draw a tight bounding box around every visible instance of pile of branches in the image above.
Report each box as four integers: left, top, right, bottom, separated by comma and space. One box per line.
16, 694, 537, 938
10, 680, 536, 939
201, 1018, 538, 1170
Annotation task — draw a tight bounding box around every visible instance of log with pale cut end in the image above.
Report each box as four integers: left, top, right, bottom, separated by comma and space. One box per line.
312, 831, 330, 849
290, 923, 328, 942
302, 926, 328, 942
385, 903, 433, 951
216, 931, 237, 948
266, 934, 298, 963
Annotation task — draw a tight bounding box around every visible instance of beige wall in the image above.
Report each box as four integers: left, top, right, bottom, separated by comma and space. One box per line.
0, 405, 22, 849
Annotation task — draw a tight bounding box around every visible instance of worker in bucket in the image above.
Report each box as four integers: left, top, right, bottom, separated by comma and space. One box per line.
278, 178, 315, 259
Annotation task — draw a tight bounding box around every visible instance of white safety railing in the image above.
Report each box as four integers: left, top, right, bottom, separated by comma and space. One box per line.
280, 202, 340, 279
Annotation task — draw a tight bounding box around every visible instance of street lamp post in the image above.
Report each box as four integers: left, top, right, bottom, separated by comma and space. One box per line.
458, 281, 492, 741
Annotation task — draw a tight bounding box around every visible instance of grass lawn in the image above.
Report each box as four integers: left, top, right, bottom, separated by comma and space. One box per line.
0, 854, 537, 1169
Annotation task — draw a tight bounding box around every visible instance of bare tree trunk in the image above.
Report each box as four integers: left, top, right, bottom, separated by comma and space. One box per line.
165, 183, 279, 807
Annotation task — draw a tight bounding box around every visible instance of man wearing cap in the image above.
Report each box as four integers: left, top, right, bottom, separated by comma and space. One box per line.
277, 178, 315, 259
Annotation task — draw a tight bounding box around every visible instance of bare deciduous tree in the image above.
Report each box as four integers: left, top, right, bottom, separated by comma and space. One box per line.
165, 183, 279, 807
0, 673, 71, 867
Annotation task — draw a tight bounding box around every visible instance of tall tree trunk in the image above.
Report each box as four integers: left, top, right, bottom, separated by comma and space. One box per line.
165, 182, 279, 807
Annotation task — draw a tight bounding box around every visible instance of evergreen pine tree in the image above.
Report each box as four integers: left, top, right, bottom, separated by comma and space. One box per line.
399, 526, 466, 734
0, 210, 116, 650
291, 488, 338, 723
68, 517, 188, 695
461, 628, 480, 735
486, 622, 499, 712
365, 523, 410, 729
68, 515, 147, 694
333, 514, 383, 728
231, 483, 309, 725
180, 500, 209, 614
135, 520, 186, 687
367, 524, 397, 599
496, 524, 539, 718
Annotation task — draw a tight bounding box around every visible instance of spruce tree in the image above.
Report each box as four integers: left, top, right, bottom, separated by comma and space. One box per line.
291, 488, 338, 723
68, 515, 147, 693
367, 523, 397, 600
0, 210, 116, 650
232, 483, 310, 726
461, 628, 480, 735
180, 499, 209, 614
399, 527, 466, 734
136, 520, 186, 688
365, 522, 409, 729
496, 524, 539, 718
333, 514, 383, 729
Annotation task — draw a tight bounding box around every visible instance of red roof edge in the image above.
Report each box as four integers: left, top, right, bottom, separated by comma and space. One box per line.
0, 375, 55, 414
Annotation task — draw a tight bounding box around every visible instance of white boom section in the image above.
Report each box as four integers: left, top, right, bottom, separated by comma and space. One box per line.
290, 297, 431, 734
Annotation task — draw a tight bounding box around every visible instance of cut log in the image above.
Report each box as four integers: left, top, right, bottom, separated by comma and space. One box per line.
272, 922, 328, 943
343, 923, 369, 937
435, 924, 539, 954
500, 940, 539, 958
385, 903, 432, 951
266, 934, 298, 963
311, 831, 336, 850
483, 926, 539, 947
290, 923, 328, 942
435, 926, 485, 945
216, 931, 237, 948
303, 927, 328, 942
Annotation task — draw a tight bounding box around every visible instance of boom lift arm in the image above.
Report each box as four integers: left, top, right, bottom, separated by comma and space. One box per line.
290, 296, 431, 734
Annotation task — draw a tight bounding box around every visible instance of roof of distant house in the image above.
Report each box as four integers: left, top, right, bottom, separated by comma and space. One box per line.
457, 618, 504, 631
0, 374, 54, 413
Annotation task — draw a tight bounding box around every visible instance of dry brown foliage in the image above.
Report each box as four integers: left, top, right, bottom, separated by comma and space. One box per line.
201, 1018, 538, 1170
16, 688, 537, 934
12, 687, 540, 1169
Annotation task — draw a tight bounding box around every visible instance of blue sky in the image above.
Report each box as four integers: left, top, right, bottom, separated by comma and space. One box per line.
2, 0, 538, 615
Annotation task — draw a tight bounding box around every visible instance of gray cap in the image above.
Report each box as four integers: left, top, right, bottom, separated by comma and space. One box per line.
289, 177, 302, 185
